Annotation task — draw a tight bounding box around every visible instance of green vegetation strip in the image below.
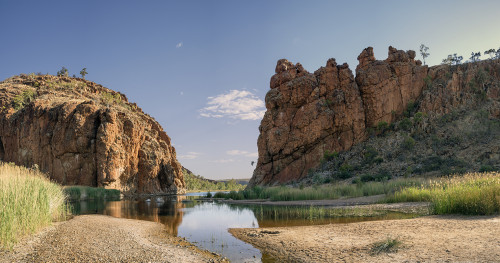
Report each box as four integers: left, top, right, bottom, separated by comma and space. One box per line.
387, 172, 500, 215
214, 178, 424, 201
214, 172, 499, 216
64, 186, 120, 201
184, 170, 245, 191
0, 163, 69, 249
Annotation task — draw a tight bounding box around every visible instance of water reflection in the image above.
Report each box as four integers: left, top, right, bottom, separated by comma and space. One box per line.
70, 194, 417, 263
70, 195, 262, 262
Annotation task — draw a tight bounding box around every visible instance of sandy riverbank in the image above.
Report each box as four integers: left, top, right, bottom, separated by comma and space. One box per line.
0, 215, 224, 263
230, 215, 500, 262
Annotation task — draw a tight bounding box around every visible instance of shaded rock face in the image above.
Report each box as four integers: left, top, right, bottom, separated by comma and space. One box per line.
0, 75, 185, 194
250, 46, 429, 186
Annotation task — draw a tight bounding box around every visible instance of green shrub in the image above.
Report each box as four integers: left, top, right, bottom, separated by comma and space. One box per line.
404, 101, 417, 117
479, 165, 498, 172
376, 121, 389, 134
360, 174, 375, 182
398, 118, 412, 131
363, 146, 379, 165
401, 136, 416, 150
12, 90, 36, 110
323, 150, 338, 162
206, 191, 212, 198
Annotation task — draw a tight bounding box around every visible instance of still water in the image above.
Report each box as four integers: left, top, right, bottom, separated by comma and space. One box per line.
70, 193, 417, 263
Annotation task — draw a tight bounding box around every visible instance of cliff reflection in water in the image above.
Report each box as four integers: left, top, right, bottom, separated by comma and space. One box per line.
70, 195, 187, 236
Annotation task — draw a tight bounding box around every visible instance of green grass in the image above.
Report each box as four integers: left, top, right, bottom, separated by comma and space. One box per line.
64, 186, 121, 201
387, 172, 500, 215
213, 178, 424, 201
0, 162, 69, 249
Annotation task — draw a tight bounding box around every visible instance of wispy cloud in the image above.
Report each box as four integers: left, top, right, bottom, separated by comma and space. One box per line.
212, 159, 235, 163
176, 42, 183, 48
178, 151, 201, 160
227, 150, 258, 158
199, 90, 265, 121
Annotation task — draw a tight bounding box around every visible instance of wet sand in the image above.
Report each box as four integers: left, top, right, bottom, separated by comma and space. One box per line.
230, 215, 500, 262
0, 215, 225, 263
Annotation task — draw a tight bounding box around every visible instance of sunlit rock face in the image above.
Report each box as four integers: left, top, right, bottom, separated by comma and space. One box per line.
0, 74, 185, 194
250, 46, 500, 186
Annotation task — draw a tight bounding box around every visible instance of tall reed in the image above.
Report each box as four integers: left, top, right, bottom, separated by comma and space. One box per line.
0, 163, 69, 249
388, 172, 500, 215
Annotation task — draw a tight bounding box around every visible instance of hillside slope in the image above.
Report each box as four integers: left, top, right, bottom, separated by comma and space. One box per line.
250, 46, 500, 186
0, 74, 184, 194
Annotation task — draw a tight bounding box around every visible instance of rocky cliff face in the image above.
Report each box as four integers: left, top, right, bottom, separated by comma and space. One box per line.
250, 46, 500, 186
0, 74, 185, 194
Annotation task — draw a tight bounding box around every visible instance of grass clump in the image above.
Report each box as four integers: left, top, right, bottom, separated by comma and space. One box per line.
388, 172, 500, 215
0, 162, 69, 249
370, 237, 403, 255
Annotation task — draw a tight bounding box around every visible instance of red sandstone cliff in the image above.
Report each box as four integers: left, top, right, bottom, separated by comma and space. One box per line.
250, 46, 500, 186
0, 74, 185, 194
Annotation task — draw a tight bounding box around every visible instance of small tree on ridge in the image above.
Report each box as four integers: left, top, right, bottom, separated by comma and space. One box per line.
420, 44, 430, 65
80, 68, 88, 79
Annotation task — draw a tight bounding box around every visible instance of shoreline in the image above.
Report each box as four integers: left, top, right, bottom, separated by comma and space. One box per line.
0, 215, 225, 263
230, 214, 500, 262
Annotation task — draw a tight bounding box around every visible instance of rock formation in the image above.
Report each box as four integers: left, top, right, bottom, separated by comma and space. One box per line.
0, 74, 185, 194
250, 46, 500, 186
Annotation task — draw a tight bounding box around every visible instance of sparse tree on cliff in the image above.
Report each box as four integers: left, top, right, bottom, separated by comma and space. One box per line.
419, 44, 430, 65
496, 48, 500, 59
485, 49, 496, 59
56, 67, 69, 77
442, 55, 453, 65
470, 52, 481, 62
452, 53, 463, 65
80, 68, 88, 79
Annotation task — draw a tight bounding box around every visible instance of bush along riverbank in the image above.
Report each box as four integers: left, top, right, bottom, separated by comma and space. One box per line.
64, 186, 121, 201
0, 162, 70, 249
213, 172, 499, 216
212, 177, 424, 201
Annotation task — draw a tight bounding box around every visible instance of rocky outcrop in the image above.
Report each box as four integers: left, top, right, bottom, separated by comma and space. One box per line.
251, 46, 500, 186
356, 46, 427, 126
250, 58, 366, 185
0, 74, 185, 194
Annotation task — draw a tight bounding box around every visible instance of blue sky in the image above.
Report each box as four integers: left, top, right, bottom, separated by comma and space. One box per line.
1, 1, 499, 180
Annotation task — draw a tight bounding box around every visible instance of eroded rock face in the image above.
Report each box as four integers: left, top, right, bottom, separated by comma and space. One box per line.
0, 75, 185, 194
356, 46, 428, 126
250, 46, 429, 186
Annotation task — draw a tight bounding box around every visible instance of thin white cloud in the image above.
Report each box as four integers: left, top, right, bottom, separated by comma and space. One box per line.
246, 152, 258, 158
199, 90, 265, 121
176, 42, 183, 48
178, 151, 201, 160
227, 150, 258, 158
212, 159, 235, 163
180, 91, 184, 96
